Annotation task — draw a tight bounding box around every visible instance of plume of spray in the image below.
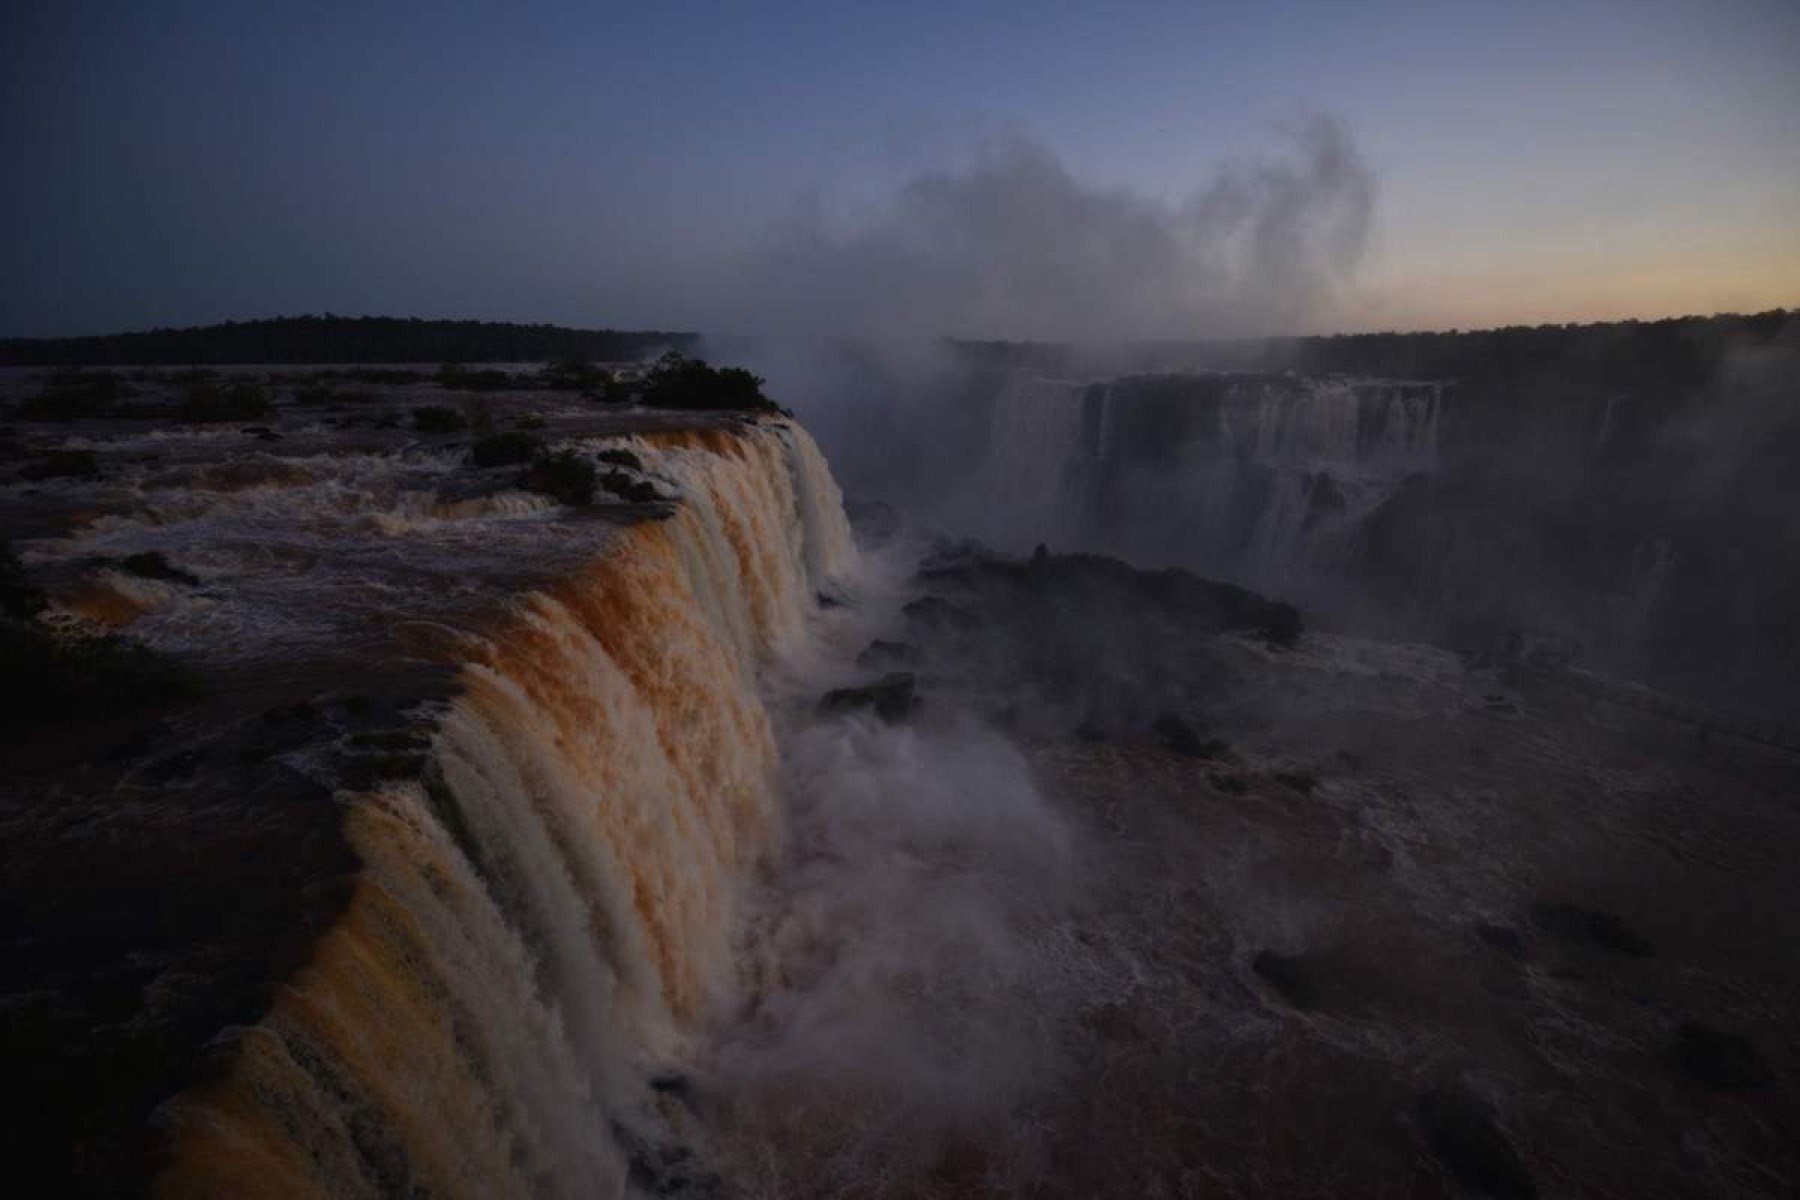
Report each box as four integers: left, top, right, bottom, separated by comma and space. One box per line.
702, 115, 1377, 544
719, 115, 1373, 342
708, 536, 1081, 1195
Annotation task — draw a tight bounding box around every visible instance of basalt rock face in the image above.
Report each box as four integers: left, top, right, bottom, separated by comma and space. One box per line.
899, 544, 1300, 740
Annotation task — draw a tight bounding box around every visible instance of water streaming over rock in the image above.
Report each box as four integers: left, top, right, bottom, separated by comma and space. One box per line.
976, 373, 1444, 586
155, 423, 856, 1199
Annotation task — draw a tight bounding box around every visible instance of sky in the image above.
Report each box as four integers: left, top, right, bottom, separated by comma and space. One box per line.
2, 0, 1796, 338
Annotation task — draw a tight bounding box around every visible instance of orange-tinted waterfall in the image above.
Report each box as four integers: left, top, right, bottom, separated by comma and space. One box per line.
155, 422, 854, 1199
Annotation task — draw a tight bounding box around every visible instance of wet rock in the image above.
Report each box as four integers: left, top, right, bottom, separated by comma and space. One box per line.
901, 594, 980, 632
819, 672, 919, 723
118, 552, 200, 587
1480, 971, 1531, 1001
1270, 769, 1318, 794
923, 548, 1302, 646
1151, 712, 1229, 758
594, 447, 642, 471
600, 469, 662, 504
1475, 923, 1527, 960
843, 498, 901, 541
1529, 901, 1655, 958
1305, 471, 1347, 526
1, 539, 46, 619
1208, 771, 1250, 795
1253, 950, 1321, 1011
141, 746, 207, 784
1151, 712, 1200, 754
20, 449, 101, 481
1079, 1001, 1146, 1044
618, 1123, 719, 1198
1672, 1022, 1774, 1091
855, 639, 921, 670
1415, 1087, 1537, 1199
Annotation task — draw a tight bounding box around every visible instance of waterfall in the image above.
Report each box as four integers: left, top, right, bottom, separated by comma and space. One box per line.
1244, 378, 1441, 476
982, 376, 1092, 545
155, 422, 855, 1200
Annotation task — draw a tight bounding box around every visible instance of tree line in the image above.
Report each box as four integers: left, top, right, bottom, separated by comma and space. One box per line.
0, 315, 698, 366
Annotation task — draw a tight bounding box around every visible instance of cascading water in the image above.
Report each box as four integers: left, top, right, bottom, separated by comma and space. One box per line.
974, 372, 1445, 586
982, 376, 1094, 545
155, 422, 858, 1199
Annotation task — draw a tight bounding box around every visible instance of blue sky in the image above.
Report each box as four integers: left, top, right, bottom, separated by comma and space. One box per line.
3, 0, 1796, 336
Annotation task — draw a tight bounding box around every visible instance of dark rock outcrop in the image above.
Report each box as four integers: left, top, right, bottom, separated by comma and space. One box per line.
819, 673, 919, 723
600, 469, 663, 505
1415, 1087, 1538, 1199
1252, 950, 1321, 1012
1529, 901, 1655, 958
1475, 923, 1527, 960
119, 551, 201, 587
856, 639, 922, 670
1672, 1022, 1774, 1091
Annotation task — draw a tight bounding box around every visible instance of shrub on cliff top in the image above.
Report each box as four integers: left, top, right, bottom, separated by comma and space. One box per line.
520, 450, 597, 506
541, 359, 606, 391
637, 351, 778, 412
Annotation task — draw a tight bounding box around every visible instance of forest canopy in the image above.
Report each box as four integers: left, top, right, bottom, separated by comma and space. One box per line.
0, 315, 697, 366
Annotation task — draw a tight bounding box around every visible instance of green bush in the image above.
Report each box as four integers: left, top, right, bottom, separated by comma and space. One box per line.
637, 351, 778, 412
541, 359, 605, 391
597, 375, 637, 404
412, 405, 467, 433
520, 450, 597, 505
468, 431, 540, 467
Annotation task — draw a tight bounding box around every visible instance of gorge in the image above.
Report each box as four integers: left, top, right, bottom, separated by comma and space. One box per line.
3, 335, 1797, 1198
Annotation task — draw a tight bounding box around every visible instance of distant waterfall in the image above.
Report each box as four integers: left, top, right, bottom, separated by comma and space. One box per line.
156, 423, 854, 1200
976, 371, 1445, 582
1244, 377, 1442, 474
982, 376, 1095, 544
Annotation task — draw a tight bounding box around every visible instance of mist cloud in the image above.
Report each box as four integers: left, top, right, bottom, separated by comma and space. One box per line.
726, 116, 1374, 341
